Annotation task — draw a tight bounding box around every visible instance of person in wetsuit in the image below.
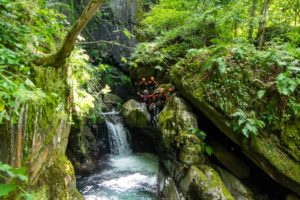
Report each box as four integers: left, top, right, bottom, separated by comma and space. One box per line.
136, 77, 148, 92
155, 88, 168, 112
148, 76, 159, 93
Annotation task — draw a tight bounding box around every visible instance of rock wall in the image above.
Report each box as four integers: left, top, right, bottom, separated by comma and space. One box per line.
172, 72, 300, 196
0, 68, 83, 200
157, 96, 236, 199
69, 0, 144, 71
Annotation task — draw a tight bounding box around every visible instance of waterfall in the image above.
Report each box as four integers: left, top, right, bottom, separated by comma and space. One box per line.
103, 110, 132, 155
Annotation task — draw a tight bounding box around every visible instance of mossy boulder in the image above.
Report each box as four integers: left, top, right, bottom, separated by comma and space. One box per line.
179, 165, 234, 200
172, 72, 300, 196
281, 120, 300, 162
216, 167, 253, 200
103, 93, 124, 105
122, 99, 150, 128
158, 96, 205, 165
37, 153, 83, 200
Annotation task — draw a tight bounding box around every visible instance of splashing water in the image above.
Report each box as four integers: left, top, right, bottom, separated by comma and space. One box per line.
77, 111, 159, 200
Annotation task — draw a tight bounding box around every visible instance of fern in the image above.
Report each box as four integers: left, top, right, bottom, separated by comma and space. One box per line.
232, 110, 265, 138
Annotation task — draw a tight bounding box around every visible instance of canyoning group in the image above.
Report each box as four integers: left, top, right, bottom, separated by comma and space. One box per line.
135, 77, 174, 126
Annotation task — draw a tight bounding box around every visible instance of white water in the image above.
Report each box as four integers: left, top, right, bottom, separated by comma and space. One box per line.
105, 113, 132, 155
77, 111, 159, 200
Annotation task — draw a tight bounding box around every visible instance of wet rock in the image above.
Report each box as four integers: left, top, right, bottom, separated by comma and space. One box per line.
104, 93, 124, 106
216, 167, 254, 200
211, 141, 250, 179
179, 165, 234, 200
162, 177, 184, 200
122, 99, 150, 128
158, 167, 184, 200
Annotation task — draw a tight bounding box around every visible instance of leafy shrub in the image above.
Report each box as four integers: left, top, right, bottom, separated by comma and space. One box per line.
0, 162, 32, 199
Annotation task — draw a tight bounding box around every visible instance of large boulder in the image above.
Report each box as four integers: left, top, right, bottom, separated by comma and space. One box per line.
122, 99, 150, 128
179, 165, 234, 200
37, 153, 83, 200
158, 96, 234, 199
158, 96, 205, 165
216, 167, 254, 200
172, 73, 300, 196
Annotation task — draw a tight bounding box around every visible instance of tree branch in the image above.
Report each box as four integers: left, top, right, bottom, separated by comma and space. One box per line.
34, 0, 103, 67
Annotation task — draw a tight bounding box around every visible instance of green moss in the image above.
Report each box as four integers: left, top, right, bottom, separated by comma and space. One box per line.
38, 153, 83, 200
253, 136, 300, 186
180, 165, 234, 200
122, 99, 150, 128
281, 121, 300, 162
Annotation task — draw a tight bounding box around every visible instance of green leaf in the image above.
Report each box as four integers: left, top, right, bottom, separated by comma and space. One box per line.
0, 98, 5, 112
205, 145, 213, 156
24, 79, 35, 88
257, 90, 265, 99
18, 192, 33, 200
0, 162, 12, 172
0, 183, 17, 197
10, 167, 28, 182
215, 57, 227, 74
122, 28, 133, 39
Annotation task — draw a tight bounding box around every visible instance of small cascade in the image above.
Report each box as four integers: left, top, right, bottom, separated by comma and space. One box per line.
103, 110, 132, 155
77, 109, 159, 199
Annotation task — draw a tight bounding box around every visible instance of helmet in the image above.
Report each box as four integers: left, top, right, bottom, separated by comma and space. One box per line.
168, 87, 174, 92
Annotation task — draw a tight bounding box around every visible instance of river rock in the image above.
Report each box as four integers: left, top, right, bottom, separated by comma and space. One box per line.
103, 93, 124, 105
179, 165, 234, 200
216, 167, 253, 200
122, 99, 150, 128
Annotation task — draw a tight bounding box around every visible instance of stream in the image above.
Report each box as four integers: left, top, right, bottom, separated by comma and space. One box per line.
76, 111, 159, 200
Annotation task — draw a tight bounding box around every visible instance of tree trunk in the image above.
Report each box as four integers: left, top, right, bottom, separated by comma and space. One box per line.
34, 0, 103, 67
258, 0, 269, 49
248, 0, 258, 42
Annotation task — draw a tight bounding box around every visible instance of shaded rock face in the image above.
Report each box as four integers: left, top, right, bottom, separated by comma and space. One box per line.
66, 117, 109, 175
210, 141, 250, 179
172, 73, 300, 196
0, 106, 82, 199
216, 167, 254, 200
71, 0, 140, 71
38, 153, 83, 200
158, 96, 233, 199
122, 99, 150, 128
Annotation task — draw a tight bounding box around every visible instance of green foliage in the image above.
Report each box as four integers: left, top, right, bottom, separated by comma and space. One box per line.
232, 110, 265, 138
0, 0, 68, 124
188, 128, 213, 156
0, 162, 32, 199
173, 43, 299, 139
